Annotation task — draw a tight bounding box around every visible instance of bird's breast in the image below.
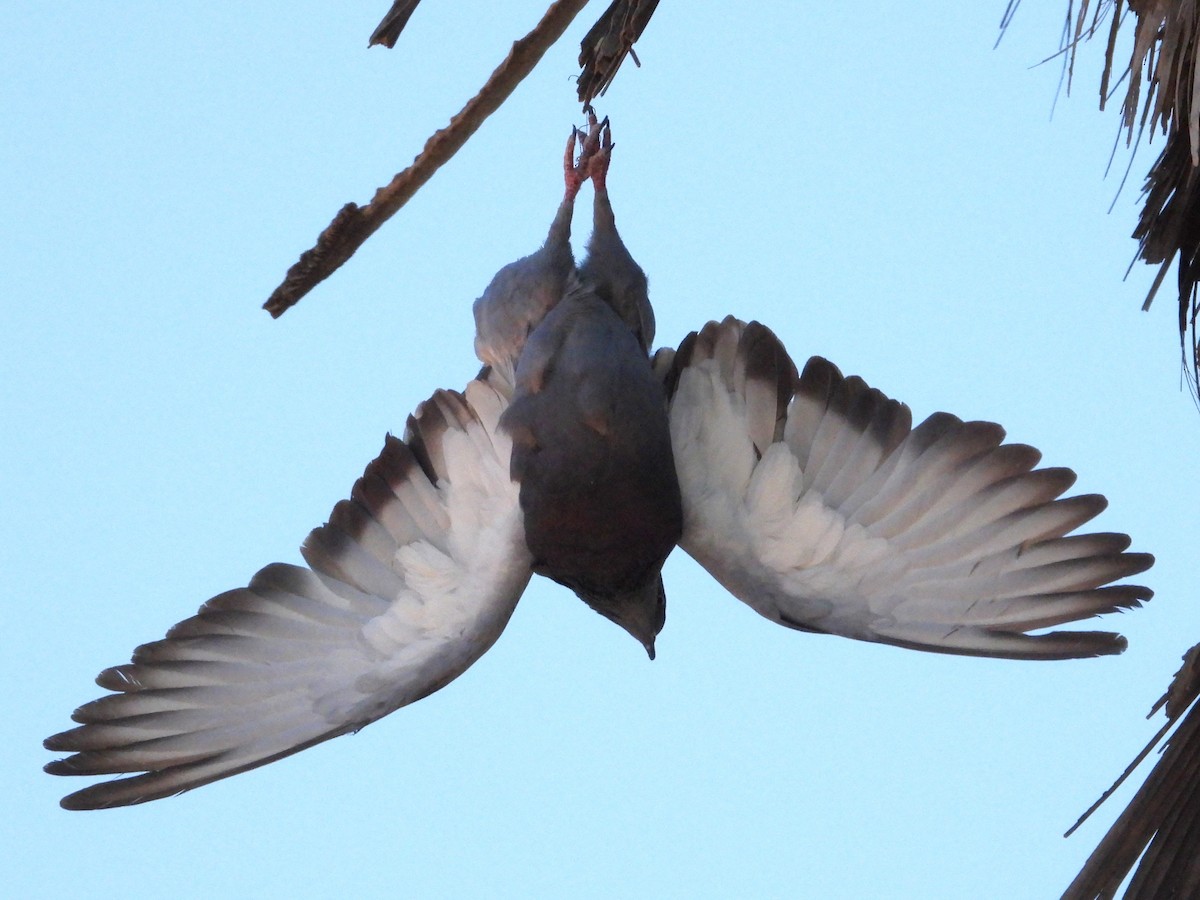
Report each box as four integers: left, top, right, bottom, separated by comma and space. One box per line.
501, 295, 682, 596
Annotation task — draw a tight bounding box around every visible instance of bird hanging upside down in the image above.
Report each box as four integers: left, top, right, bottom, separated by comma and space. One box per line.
44, 111, 1153, 810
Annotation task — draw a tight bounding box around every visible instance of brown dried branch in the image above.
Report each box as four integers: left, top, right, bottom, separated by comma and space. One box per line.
263, 0, 591, 318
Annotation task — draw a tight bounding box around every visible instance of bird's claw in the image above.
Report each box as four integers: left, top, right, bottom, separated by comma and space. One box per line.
589, 117, 614, 191
564, 107, 610, 200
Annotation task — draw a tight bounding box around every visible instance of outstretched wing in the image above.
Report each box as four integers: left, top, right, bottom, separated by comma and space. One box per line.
44, 375, 530, 809
659, 317, 1152, 660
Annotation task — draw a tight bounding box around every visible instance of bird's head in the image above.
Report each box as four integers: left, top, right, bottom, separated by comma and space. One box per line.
579, 576, 666, 660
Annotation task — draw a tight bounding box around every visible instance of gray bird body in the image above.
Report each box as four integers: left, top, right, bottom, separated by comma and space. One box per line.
492, 130, 678, 655
44, 119, 1153, 810
503, 282, 680, 655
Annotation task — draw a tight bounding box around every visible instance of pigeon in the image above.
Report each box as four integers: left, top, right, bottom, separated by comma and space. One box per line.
502, 119, 680, 657
44, 113, 1153, 810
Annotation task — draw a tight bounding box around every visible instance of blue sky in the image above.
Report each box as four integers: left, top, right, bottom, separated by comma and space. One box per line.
5, 2, 1197, 896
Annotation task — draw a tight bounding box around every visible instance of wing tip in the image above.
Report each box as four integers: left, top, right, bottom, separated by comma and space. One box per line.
871, 622, 1134, 660
1124, 552, 1156, 580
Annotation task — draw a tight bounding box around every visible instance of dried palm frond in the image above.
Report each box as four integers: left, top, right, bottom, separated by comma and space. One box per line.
1063, 644, 1200, 899
576, 0, 660, 103
1058, 1, 1200, 389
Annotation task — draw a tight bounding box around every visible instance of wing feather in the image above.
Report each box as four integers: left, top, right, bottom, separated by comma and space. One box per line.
665, 318, 1152, 659
44, 375, 530, 809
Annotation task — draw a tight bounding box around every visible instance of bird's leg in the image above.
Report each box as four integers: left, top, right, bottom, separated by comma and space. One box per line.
564, 106, 608, 200
578, 104, 607, 161
563, 129, 587, 202
587, 117, 614, 194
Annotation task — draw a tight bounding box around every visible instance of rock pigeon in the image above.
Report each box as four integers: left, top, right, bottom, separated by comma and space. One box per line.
44, 113, 1153, 810
502, 120, 680, 657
